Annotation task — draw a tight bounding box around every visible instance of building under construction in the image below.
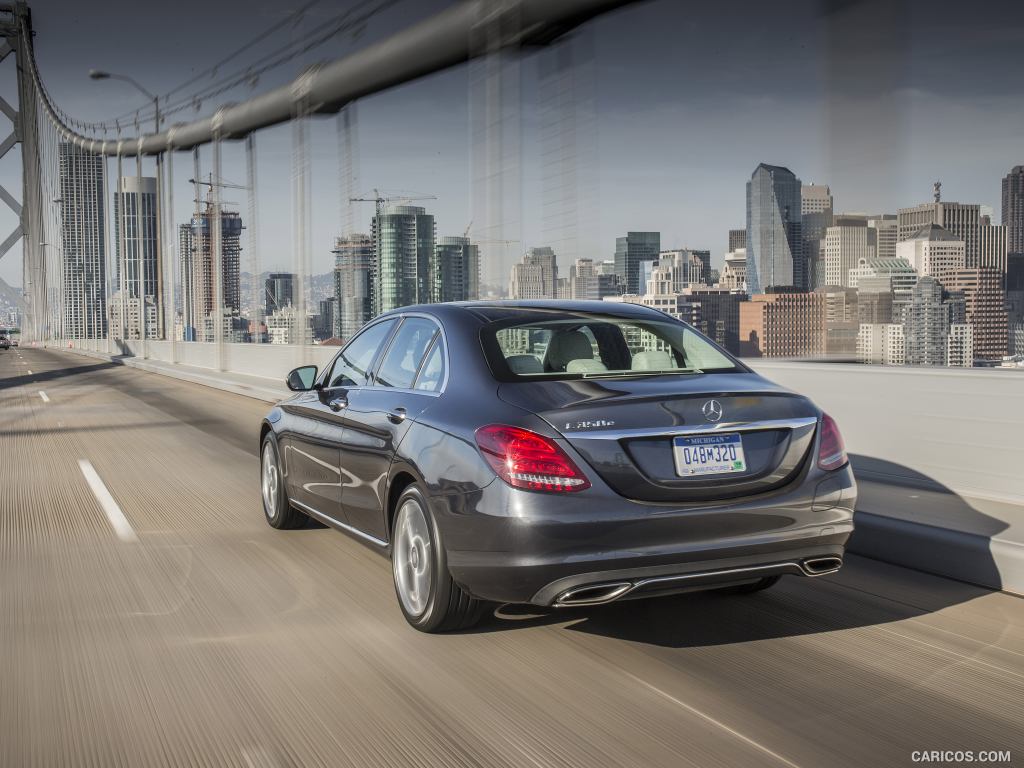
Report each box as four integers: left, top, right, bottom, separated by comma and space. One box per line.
178, 204, 243, 342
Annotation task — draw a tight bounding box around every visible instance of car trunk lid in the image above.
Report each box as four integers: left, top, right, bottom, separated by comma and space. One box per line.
498, 373, 819, 503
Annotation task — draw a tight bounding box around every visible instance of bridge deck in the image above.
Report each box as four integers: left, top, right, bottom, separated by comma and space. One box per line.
2, 348, 1021, 766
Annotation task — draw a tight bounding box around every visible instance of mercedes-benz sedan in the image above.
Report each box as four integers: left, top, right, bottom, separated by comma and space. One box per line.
260, 301, 856, 632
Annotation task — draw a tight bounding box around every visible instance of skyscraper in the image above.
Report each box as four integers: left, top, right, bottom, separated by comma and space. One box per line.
978, 219, 1008, 274
822, 219, 874, 287
614, 232, 660, 294
314, 297, 337, 341
333, 233, 373, 340
738, 290, 824, 358
373, 205, 435, 315
849, 256, 918, 319
947, 268, 1008, 362
178, 206, 244, 341
728, 228, 746, 253
898, 200, 981, 267
509, 247, 558, 299
433, 236, 480, 303
868, 216, 898, 261
857, 323, 905, 365
1007, 252, 1024, 354
264, 272, 294, 316
720, 248, 747, 292
682, 286, 747, 354
817, 286, 859, 356
655, 249, 708, 289
113, 176, 160, 338
566, 258, 599, 300
57, 143, 106, 339
1001, 165, 1024, 255
896, 224, 965, 284
903, 276, 958, 366
746, 164, 803, 293
801, 183, 833, 290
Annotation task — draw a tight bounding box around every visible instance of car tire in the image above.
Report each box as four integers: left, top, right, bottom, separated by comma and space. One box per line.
261, 433, 306, 530
391, 484, 487, 633
719, 575, 781, 595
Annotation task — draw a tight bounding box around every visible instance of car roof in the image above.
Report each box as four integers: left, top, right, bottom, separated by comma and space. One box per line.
379, 300, 665, 325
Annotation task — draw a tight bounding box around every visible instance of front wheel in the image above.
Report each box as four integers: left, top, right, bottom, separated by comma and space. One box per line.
261, 434, 306, 530
391, 484, 487, 633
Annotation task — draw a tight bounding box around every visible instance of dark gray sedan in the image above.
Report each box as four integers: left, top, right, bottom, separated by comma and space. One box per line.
260, 301, 856, 632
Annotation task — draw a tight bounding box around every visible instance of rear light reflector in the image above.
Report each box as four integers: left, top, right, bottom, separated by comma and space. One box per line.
817, 413, 848, 471
475, 424, 591, 493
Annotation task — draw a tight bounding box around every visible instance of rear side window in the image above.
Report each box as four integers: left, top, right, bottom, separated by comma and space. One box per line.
414, 338, 446, 392
485, 313, 740, 380
327, 319, 397, 388
376, 317, 439, 389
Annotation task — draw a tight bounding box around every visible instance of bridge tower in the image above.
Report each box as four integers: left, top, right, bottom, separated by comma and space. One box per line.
0, 2, 43, 339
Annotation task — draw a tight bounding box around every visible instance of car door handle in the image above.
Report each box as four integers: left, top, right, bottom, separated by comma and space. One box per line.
328, 396, 348, 412
387, 407, 407, 424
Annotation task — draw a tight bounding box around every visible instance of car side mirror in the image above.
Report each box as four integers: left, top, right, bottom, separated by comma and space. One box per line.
286, 365, 319, 392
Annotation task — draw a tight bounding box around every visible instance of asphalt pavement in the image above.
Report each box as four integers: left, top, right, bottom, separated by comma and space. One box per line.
1, 347, 1021, 767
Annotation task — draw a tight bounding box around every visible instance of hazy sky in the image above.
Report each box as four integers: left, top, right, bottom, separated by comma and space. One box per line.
2, 0, 1023, 288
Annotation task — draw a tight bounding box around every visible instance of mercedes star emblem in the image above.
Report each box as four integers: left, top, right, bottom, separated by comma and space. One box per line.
702, 399, 724, 422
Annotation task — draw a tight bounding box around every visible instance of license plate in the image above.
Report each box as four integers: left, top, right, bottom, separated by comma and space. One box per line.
673, 433, 746, 476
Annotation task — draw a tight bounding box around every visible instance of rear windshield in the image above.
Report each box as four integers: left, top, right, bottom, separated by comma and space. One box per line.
482, 313, 743, 380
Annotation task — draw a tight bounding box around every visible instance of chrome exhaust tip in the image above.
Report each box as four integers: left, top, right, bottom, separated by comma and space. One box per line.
554, 581, 633, 607
802, 556, 843, 576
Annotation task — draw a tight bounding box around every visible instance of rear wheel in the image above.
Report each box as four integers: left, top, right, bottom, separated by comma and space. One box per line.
261, 434, 305, 530
391, 484, 487, 633
719, 575, 781, 595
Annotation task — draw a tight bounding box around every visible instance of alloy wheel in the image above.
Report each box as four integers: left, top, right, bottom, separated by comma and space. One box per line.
261, 442, 279, 516
393, 498, 432, 617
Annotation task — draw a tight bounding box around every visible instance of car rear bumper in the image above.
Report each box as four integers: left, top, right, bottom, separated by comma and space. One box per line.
435, 464, 856, 606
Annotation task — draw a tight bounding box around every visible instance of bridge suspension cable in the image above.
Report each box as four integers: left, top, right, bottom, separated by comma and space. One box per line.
6, 0, 628, 347
22, 0, 630, 155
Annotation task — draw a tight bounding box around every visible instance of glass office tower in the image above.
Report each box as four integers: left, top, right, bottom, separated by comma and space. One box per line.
746, 163, 803, 294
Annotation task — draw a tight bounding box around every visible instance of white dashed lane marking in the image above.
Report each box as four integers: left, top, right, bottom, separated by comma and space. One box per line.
78, 459, 138, 543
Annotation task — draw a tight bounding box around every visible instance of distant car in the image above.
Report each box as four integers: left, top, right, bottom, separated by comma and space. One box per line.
259, 301, 856, 632
0, 337, 9, 350
10, 339, 17, 347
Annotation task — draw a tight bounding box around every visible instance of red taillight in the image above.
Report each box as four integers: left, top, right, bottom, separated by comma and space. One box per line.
475, 424, 591, 493
817, 413, 848, 471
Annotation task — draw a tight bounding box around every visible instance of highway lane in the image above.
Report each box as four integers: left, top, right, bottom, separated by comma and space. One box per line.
1, 346, 1022, 767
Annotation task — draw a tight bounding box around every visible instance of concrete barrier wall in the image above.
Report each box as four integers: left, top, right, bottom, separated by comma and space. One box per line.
748, 361, 1024, 504
87, 339, 337, 382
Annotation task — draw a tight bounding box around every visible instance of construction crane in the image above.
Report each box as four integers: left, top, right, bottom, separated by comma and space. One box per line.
462, 220, 519, 247
350, 188, 436, 218
188, 174, 248, 207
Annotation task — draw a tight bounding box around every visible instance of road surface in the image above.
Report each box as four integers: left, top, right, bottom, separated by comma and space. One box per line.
2, 347, 1021, 767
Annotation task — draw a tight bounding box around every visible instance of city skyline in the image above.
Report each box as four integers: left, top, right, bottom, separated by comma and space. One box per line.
31, 142, 1024, 367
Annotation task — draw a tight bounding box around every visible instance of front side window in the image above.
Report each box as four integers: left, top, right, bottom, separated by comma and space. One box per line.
326, 319, 397, 388
375, 317, 439, 389
485, 313, 740, 380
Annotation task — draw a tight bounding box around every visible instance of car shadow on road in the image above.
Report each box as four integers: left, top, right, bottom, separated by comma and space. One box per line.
473, 556, 998, 648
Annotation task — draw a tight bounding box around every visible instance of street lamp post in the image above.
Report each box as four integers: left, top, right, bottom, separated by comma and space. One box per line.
88, 70, 159, 136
